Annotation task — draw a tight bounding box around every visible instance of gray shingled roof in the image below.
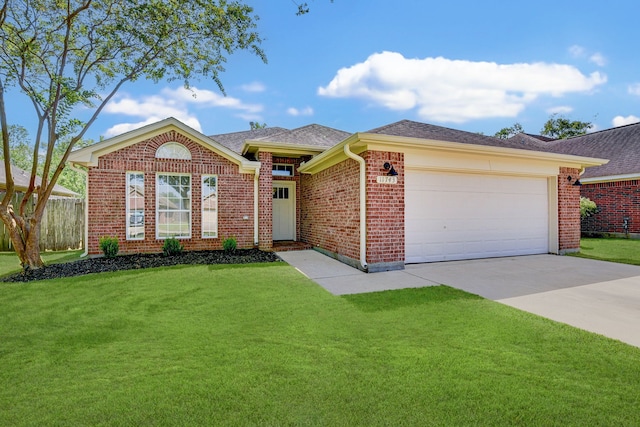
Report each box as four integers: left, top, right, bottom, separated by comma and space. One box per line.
545, 122, 640, 179
508, 133, 557, 147
210, 124, 350, 154
0, 163, 77, 197
366, 120, 553, 152
209, 127, 288, 154
257, 124, 350, 147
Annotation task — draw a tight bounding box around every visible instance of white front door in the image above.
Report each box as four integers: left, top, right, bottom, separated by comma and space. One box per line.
273, 181, 296, 241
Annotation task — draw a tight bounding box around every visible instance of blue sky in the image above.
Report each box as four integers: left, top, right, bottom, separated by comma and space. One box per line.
7, 0, 640, 141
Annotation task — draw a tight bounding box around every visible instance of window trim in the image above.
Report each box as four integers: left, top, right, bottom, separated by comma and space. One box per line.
272, 163, 294, 177
126, 172, 145, 241
155, 142, 192, 160
156, 172, 192, 239
201, 174, 218, 239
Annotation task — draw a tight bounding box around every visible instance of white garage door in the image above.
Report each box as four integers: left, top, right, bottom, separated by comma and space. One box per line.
406, 171, 549, 263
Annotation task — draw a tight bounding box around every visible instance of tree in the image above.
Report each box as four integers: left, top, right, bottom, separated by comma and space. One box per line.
249, 121, 267, 130
540, 114, 592, 139
0, 0, 265, 270
293, 0, 334, 15
494, 122, 524, 139
1, 125, 90, 196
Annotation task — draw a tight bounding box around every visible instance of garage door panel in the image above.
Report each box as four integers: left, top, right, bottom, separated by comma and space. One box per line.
406, 171, 549, 263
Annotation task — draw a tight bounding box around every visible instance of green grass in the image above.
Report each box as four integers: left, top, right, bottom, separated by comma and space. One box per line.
0, 250, 83, 276
1, 263, 639, 426
572, 237, 640, 265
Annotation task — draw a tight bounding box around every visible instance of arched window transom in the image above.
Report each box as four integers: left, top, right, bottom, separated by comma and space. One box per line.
156, 142, 191, 160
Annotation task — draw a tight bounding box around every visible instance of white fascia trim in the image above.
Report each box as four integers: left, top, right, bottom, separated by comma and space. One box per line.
580, 173, 640, 184
242, 141, 327, 157
68, 117, 260, 174
357, 133, 609, 167
299, 132, 608, 174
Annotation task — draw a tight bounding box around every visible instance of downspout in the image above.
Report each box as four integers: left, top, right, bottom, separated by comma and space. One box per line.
69, 163, 89, 258
343, 143, 367, 271
253, 166, 260, 246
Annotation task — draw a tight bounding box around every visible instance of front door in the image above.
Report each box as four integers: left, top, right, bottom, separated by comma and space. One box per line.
273, 181, 296, 241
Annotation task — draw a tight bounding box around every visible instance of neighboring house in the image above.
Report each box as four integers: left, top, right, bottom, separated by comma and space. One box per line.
549, 122, 640, 238
67, 117, 605, 272
0, 163, 78, 198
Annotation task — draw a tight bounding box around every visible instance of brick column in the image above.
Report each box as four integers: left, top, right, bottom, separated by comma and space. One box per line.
558, 167, 581, 253
258, 151, 273, 250
364, 151, 405, 271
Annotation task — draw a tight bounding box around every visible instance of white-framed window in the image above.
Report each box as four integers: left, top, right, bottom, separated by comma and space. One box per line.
156, 142, 191, 160
202, 175, 218, 238
126, 172, 145, 240
156, 173, 191, 239
272, 163, 294, 176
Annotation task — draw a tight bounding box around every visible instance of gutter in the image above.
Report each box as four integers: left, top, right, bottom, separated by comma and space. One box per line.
254, 165, 260, 246
343, 143, 367, 271
69, 163, 89, 258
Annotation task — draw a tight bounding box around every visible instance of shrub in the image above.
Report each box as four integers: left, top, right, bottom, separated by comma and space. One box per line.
580, 196, 597, 219
99, 236, 119, 258
163, 237, 184, 256
222, 236, 237, 252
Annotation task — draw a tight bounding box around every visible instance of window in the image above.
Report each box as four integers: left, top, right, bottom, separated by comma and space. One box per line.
156, 142, 191, 160
156, 173, 191, 238
126, 172, 145, 240
202, 175, 218, 238
273, 186, 289, 199
272, 164, 294, 176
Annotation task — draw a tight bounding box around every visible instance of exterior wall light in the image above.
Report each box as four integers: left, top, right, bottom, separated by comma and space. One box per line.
567, 175, 582, 186
383, 162, 398, 176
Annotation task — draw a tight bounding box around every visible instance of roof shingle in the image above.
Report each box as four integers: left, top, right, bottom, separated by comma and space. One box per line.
545, 122, 640, 178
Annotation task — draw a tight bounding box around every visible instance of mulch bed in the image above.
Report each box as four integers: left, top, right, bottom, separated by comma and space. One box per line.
1, 249, 282, 283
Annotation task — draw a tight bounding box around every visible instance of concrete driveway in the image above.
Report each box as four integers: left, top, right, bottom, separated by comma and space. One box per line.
277, 250, 640, 348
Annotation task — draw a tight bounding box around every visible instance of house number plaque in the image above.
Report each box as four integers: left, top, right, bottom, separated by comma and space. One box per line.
376, 176, 398, 184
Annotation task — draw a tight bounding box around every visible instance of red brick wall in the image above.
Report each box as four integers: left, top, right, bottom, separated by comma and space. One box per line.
558, 167, 581, 252
364, 151, 405, 265
581, 179, 640, 235
300, 157, 361, 261
300, 150, 405, 270
87, 131, 255, 255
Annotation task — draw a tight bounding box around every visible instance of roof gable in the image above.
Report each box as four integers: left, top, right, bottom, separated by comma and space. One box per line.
68, 117, 259, 173
214, 124, 351, 157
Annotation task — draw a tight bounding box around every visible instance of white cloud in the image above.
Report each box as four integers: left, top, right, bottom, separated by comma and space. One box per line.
569, 45, 586, 58
241, 81, 266, 93
287, 106, 314, 116
103, 86, 263, 137
546, 106, 574, 114
569, 45, 606, 67
318, 51, 607, 123
612, 115, 640, 127
589, 53, 607, 66
628, 83, 640, 96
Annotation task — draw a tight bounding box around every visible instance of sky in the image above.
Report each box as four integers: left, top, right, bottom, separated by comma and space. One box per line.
6, 0, 640, 141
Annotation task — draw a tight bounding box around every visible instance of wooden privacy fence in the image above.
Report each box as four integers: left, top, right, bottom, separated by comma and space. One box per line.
0, 192, 84, 252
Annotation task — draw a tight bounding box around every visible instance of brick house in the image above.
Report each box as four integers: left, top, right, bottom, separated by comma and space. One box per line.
68, 117, 605, 272
550, 122, 640, 238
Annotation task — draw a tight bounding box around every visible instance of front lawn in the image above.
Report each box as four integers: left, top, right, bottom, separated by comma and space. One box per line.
0, 250, 83, 277
1, 263, 639, 425
573, 237, 640, 265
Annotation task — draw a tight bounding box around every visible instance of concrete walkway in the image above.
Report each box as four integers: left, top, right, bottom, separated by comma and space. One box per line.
277, 250, 640, 348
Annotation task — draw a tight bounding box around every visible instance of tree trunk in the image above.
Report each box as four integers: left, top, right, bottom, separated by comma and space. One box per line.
0, 203, 44, 270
